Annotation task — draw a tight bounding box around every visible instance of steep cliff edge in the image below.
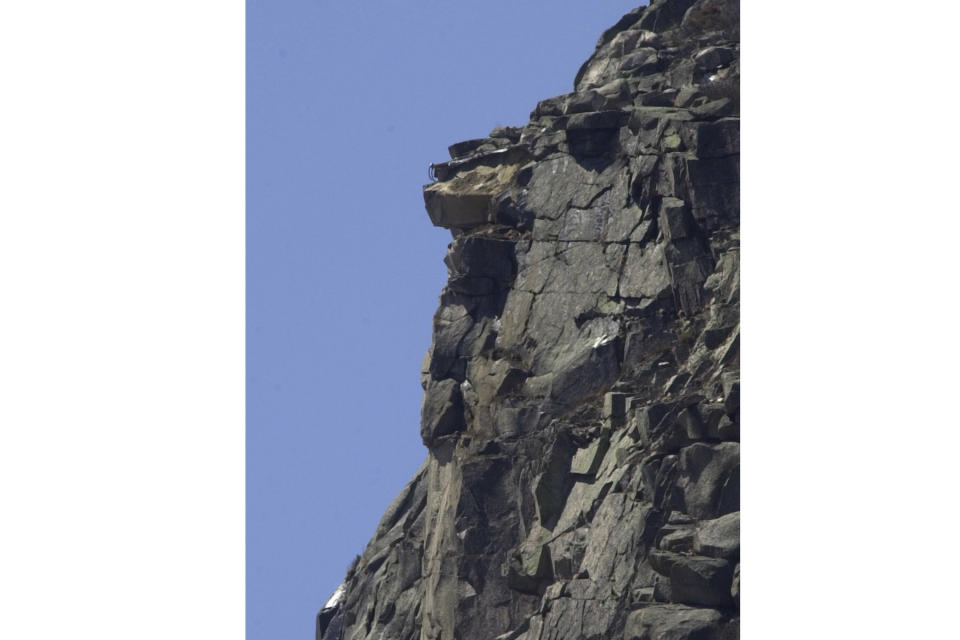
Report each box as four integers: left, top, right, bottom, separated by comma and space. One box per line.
318, 1, 740, 638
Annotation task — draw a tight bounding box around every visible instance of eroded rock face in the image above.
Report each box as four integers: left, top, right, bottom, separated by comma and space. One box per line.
318, 1, 740, 638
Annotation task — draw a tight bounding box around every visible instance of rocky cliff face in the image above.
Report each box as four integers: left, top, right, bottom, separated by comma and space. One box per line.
317, 1, 740, 638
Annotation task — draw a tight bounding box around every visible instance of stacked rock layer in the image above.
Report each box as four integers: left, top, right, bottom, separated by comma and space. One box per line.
318, 1, 740, 638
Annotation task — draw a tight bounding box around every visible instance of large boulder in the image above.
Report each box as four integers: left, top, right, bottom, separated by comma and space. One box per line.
624, 604, 725, 640
693, 511, 740, 559
420, 378, 466, 445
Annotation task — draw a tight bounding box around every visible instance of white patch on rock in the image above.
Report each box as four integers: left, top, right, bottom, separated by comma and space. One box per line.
592, 334, 615, 348
322, 584, 345, 611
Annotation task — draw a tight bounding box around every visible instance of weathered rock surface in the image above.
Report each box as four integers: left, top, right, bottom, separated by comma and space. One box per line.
318, 1, 739, 638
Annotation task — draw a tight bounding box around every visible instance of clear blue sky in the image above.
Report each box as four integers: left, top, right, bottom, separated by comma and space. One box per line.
246, 2, 643, 638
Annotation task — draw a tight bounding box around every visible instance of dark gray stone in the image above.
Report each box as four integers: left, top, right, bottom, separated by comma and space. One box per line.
490, 126, 523, 141
532, 436, 576, 528
637, 0, 699, 32
731, 563, 740, 609
658, 526, 696, 553
648, 548, 684, 576
549, 335, 623, 409
620, 244, 672, 299
428, 302, 474, 379
621, 48, 662, 74
722, 376, 739, 416
694, 512, 740, 559
636, 402, 689, 453
445, 235, 517, 283
676, 443, 740, 519
624, 604, 724, 640
420, 378, 466, 446
681, 119, 739, 159
449, 138, 491, 160
694, 46, 736, 71
604, 391, 629, 428
691, 97, 737, 120
659, 197, 693, 242
319, 4, 740, 638
639, 89, 680, 107
669, 556, 734, 607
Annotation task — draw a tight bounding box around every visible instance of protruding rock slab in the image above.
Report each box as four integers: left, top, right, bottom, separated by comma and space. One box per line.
424, 163, 520, 229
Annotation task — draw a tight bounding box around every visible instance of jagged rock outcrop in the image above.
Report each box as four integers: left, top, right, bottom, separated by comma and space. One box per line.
317, 1, 740, 638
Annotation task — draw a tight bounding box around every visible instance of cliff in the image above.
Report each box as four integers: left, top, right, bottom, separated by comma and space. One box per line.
317, 1, 740, 638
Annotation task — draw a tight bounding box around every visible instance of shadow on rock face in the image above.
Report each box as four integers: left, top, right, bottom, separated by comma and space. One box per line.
567, 128, 621, 172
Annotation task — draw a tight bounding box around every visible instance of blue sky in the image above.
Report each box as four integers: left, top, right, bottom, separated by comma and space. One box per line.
246, 2, 644, 638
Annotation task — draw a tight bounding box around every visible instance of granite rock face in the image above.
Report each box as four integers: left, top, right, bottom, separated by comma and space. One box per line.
317, 1, 740, 638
